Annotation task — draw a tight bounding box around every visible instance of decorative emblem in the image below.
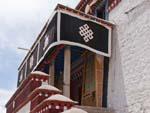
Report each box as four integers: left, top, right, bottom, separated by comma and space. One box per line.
29, 55, 34, 69
43, 34, 49, 50
19, 70, 23, 82
79, 24, 94, 43
13, 101, 15, 108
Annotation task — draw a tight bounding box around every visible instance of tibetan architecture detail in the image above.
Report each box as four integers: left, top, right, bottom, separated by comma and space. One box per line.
76, 0, 122, 12
6, 0, 150, 113
17, 4, 113, 86
5, 72, 76, 113
6, 1, 118, 113
6, 71, 114, 113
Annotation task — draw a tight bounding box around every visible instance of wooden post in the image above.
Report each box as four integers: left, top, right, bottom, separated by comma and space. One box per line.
63, 46, 71, 98
49, 60, 55, 86
95, 54, 104, 107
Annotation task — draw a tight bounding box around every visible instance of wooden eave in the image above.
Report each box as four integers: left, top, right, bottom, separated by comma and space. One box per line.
5, 74, 49, 107
76, 0, 121, 12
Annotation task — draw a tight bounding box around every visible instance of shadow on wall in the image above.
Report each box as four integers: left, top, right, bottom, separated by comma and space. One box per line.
107, 26, 129, 113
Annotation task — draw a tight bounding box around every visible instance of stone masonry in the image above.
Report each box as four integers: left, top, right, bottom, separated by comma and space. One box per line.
108, 0, 150, 113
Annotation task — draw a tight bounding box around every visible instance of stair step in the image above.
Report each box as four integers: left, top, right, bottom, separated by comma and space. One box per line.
75, 106, 115, 113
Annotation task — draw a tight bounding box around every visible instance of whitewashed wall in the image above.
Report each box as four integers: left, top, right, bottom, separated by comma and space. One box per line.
108, 0, 150, 113
16, 102, 31, 113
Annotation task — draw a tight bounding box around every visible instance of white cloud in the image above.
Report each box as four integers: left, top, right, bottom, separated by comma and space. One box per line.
0, 0, 80, 77
0, 0, 80, 80
0, 0, 80, 60
0, 88, 15, 113
0, 0, 80, 112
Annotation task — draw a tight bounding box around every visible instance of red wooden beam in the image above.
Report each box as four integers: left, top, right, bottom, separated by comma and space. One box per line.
108, 0, 122, 12
76, 0, 122, 12
38, 45, 64, 71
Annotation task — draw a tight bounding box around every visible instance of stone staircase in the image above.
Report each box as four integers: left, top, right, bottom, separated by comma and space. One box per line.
75, 105, 115, 113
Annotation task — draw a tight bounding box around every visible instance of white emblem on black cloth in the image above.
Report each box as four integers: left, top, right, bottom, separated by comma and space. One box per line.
29, 55, 34, 69
19, 70, 23, 82
43, 34, 49, 50
79, 24, 94, 43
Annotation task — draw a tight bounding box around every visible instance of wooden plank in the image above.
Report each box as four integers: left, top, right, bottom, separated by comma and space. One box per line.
95, 54, 104, 107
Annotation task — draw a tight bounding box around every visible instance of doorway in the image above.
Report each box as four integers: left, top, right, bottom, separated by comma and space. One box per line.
70, 48, 104, 107
52, 46, 104, 107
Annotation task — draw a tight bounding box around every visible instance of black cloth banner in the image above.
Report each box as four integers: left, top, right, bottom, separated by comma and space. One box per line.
17, 11, 112, 86
26, 45, 38, 76
17, 64, 26, 86
39, 13, 57, 60
60, 13, 110, 55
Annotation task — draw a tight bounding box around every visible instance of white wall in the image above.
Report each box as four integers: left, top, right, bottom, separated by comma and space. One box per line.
16, 102, 31, 113
108, 0, 150, 113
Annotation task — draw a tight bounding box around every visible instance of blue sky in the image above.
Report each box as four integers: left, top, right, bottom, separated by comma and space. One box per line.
0, 0, 80, 112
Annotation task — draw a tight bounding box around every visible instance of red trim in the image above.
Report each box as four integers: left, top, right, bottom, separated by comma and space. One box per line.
76, 0, 121, 13
108, 0, 122, 12
38, 45, 64, 71
30, 89, 61, 111
56, 4, 113, 27
10, 88, 61, 113
31, 100, 74, 113
5, 74, 49, 107
75, 0, 86, 10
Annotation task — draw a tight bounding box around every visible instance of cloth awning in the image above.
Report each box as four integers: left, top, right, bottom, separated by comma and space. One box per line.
18, 4, 113, 86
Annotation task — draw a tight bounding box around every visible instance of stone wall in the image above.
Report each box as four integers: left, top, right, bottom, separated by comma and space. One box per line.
108, 0, 150, 113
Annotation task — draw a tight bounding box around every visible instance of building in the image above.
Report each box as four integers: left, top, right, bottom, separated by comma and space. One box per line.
5, 0, 150, 113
